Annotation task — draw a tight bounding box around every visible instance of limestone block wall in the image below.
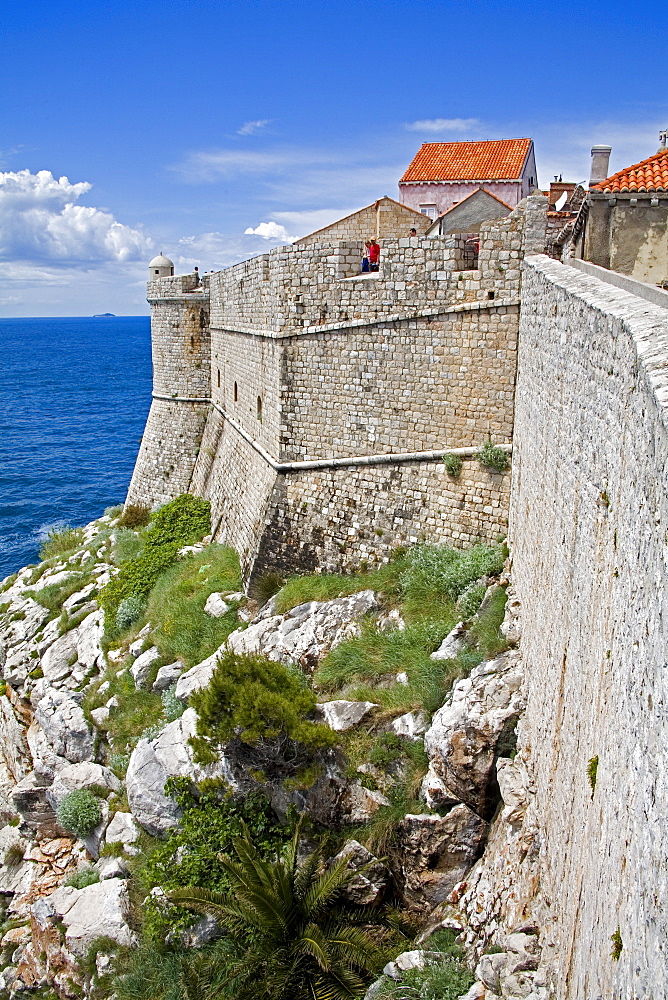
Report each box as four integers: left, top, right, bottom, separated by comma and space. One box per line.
508, 255, 668, 999
279, 307, 518, 461
253, 460, 510, 579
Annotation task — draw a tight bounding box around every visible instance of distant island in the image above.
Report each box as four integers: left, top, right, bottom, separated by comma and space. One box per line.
93, 312, 116, 317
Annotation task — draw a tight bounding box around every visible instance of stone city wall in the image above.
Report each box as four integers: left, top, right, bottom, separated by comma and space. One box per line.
501, 255, 668, 999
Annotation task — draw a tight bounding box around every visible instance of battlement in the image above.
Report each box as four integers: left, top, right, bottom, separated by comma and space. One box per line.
147, 272, 211, 300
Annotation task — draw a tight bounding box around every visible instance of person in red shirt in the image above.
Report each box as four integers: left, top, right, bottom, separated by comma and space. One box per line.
368, 239, 380, 271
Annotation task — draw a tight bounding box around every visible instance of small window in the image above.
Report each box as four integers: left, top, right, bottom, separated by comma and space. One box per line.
419, 204, 438, 220
234, 382, 238, 402
488, 290, 495, 300
154, 269, 160, 275
217, 369, 221, 388
257, 396, 263, 422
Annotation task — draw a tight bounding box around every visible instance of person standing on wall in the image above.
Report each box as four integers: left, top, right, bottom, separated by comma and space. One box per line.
368, 239, 380, 272
361, 241, 370, 272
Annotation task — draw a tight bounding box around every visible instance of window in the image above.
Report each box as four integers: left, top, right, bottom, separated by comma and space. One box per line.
256, 396, 263, 422
419, 204, 438, 220
234, 382, 238, 402
217, 369, 220, 388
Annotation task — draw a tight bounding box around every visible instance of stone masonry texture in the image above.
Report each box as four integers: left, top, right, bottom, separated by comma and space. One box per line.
128, 196, 547, 579
506, 255, 668, 999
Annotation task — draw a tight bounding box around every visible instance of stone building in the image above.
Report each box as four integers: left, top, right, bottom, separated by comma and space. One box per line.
568, 135, 668, 284
127, 195, 548, 582
425, 187, 512, 237
293, 196, 431, 245
398, 138, 537, 218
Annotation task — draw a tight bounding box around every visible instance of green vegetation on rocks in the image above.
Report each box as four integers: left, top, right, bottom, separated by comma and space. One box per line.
56, 789, 103, 838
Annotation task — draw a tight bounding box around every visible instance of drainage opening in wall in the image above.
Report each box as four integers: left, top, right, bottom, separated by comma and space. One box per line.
217, 369, 220, 388
234, 382, 238, 402
257, 396, 263, 422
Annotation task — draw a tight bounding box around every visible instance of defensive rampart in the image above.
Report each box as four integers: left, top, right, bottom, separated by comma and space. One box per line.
506, 255, 668, 998
128, 197, 547, 581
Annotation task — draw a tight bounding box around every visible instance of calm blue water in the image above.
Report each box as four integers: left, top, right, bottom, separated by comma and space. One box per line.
0, 317, 152, 579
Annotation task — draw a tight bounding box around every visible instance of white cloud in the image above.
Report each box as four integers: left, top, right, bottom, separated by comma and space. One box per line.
171, 148, 336, 183
0, 169, 151, 265
406, 118, 482, 133
237, 119, 272, 135
243, 221, 290, 240
175, 230, 289, 273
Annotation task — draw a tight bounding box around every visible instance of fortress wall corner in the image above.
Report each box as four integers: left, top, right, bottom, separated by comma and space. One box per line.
505, 255, 668, 998
126, 283, 211, 509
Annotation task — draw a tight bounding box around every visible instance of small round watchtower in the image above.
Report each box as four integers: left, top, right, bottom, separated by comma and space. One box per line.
148, 252, 174, 278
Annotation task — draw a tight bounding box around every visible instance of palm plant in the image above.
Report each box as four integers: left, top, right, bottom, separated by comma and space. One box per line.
169, 822, 385, 1000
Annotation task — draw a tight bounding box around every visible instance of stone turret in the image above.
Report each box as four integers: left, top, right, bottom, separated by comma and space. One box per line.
125, 268, 211, 509
148, 253, 174, 278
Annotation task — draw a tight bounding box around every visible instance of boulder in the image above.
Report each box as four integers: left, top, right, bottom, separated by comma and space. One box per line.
95, 855, 130, 880
397, 807, 488, 910
26, 720, 68, 784
76, 610, 105, 670
423, 650, 524, 818
40, 630, 78, 684
420, 766, 460, 812
383, 950, 443, 980
33, 688, 95, 764
35, 878, 136, 955
227, 590, 381, 671
11, 771, 57, 836
62, 583, 97, 612
390, 711, 427, 739
316, 700, 378, 732
203, 593, 230, 618
332, 840, 390, 905
46, 762, 121, 811
175, 644, 224, 701
430, 621, 466, 661
496, 756, 529, 828
105, 811, 140, 851
90, 705, 110, 727
130, 646, 161, 689
126, 708, 235, 835
152, 660, 185, 692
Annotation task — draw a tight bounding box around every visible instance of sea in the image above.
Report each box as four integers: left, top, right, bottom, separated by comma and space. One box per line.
0, 316, 152, 580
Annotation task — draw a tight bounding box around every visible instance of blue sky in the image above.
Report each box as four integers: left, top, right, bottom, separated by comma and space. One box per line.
1, 0, 666, 316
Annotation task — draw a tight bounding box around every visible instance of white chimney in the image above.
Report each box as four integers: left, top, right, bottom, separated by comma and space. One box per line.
658, 130, 667, 152
589, 145, 612, 188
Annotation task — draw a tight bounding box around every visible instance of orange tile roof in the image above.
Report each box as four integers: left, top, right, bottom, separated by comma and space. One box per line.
400, 138, 533, 183
592, 149, 668, 193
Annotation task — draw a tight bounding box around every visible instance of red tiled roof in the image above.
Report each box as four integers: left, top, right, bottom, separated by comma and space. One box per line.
592, 149, 668, 193
400, 138, 533, 183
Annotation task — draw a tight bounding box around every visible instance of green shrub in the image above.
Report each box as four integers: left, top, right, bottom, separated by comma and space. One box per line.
56, 790, 102, 838
401, 542, 505, 610
442, 453, 463, 477
66, 865, 100, 889
610, 927, 623, 960
376, 955, 474, 999
136, 778, 287, 942
39, 525, 84, 560
456, 582, 487, 618
477, 440, 511, 472
466, 586, 508, 659
118, 504, 151, 529
161, 685, 185, 722
116, 595, 144, 631
190, 649, 336, 767
99, 494, 212, 629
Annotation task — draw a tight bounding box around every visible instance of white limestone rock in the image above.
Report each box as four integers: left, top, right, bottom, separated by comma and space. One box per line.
175, 644, 224, 701
390, 710, 427, 739
76, 609, 105, 670
226, 590, 381, 671
342, 784, 390, 824
26, 720, 68, 784
90, 705, 110, 727
126, 708, 235, 835
33, 688, 95, 763
105, 811, 140, 850
36, 878, 137, 955
62, 583, 97, 612
430, 621, 466, 661
383, 950, 442, 980
46, 762, 121, 811
423, 649, 525, 817
203, 593, 230, 618
41, 630, 78, 684
29, 570, 77, 593
152, 660, 185, 692
316, 700, 378, 732
95, 855, 130, 880
496, 755, 529, 828
130, 645, 161, 689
